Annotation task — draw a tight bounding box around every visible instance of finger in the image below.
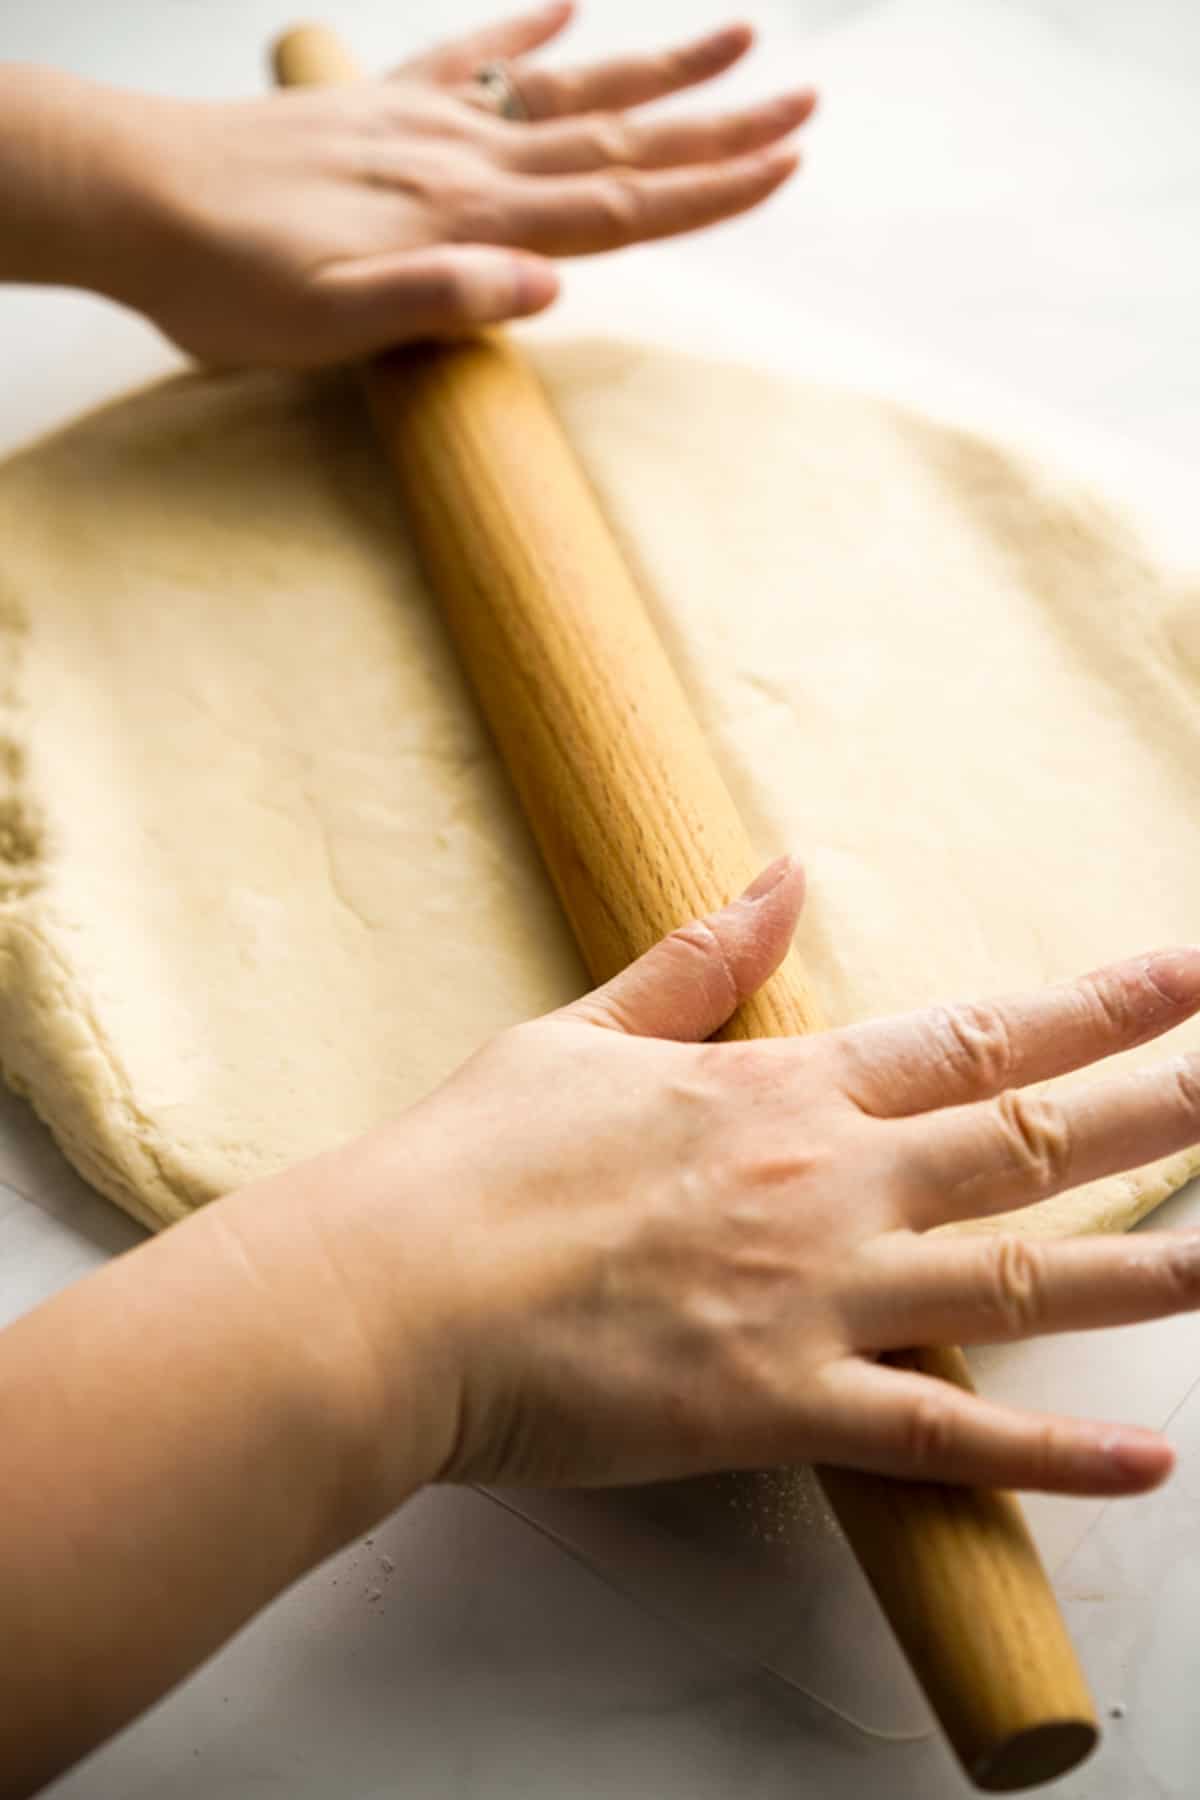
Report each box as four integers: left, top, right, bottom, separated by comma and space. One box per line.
480, 146, 798, 256
831, 948, 1200, 1120
312, 247, 559, 359
846, 1228, 1200, 1350
398, 1, 575, 85
498, 89, 816, 175
510, 21, 753, 121
897, 1049, 1200, 1227
818, 1357, 1173, 1495
564, 856, 805, 1040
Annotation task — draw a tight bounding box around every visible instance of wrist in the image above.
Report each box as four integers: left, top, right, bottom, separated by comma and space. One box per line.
218, 1131, 463, 1544
0, 65, 172, 300
0, 1161, 435, 1777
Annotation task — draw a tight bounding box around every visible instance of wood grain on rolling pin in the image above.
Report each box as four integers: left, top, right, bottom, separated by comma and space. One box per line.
369, 333, 822, 1031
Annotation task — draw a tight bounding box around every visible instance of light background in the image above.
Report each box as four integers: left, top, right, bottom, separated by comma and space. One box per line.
0, 2, 1197, 1795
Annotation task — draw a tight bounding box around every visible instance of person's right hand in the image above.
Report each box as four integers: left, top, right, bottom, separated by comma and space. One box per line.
256, 856, 1200, 1516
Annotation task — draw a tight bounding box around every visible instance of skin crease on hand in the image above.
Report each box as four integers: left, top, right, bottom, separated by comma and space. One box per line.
245, 856, 1200, 1514
2, 3, 817, 366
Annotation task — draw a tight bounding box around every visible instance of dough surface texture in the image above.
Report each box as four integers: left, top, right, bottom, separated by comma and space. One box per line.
0, 338, 1197, 1235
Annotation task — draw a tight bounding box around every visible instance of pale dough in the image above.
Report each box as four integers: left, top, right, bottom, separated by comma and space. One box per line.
0, 338, 1198, 1236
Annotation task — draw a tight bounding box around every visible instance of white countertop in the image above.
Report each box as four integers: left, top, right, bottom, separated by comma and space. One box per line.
2, 1, 1199, 1794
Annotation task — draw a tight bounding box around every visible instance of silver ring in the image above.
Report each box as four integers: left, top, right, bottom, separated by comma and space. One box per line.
475, 60, 529, 123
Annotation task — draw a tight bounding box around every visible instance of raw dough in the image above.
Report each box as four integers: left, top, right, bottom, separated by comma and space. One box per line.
0, 338, 1198, 1235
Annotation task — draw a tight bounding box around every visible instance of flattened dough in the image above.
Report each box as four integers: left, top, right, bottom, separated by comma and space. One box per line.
0, 338, 1198, 1235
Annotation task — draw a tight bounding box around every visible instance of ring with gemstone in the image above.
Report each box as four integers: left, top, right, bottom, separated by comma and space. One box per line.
474, 60, 530, 123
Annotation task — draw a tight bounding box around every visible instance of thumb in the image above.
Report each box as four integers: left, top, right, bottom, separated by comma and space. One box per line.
567, 857, 806, 1041
314, 245, 559, 357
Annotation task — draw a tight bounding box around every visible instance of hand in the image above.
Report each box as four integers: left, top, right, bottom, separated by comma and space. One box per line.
303, 857, 1200, 1506
10, 863, 1200, 1783
75, 4, 813, 366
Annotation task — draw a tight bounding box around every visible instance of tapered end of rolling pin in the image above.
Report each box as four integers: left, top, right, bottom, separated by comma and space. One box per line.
271, 23, 362, 87
819, 1348, 1097, 1791
972, 1721, 1098, 1793
819, 1457, 1098, 1790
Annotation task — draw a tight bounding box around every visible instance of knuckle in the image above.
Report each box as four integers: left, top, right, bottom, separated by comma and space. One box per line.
1022, 1417, 1062, 1489
448, 185, 510, 243
1081, 968, 1146, 1041
902, 1393, 959, 1472
593, 172, 644, 242
717, 1329, 779, 1403
1161, 1234, 1200, 1304
981, 1234, 1049, 1335
934, 1000, 1016, 1093
715, 1040, 779, 1095
990, 1088, 1072, 1195
732, 1143, 818, 1202
666, 916, 719, 959
666, 916, 740, 1014
588, 112, 636, 165
1172, 1054, 1200, 1115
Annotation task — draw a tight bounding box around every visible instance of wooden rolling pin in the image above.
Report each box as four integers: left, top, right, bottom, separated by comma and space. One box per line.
275, 27, 1098, 1790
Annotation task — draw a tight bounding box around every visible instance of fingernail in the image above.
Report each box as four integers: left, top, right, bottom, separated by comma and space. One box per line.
740, 856, 793, 903
705, 21, 754, 52
1101, 1428, 1172, 1480
756, 145, 801, 177
1143, 947, 1200, 1004
767, 89, 817, 123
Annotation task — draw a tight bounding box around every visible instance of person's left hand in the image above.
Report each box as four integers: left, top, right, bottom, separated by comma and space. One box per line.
87, 3, 814, 365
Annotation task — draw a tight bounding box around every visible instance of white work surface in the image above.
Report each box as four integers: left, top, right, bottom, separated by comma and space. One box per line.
1, 0, 1199, 1794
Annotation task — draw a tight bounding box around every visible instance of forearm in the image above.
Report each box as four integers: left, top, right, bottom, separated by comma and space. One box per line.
0, 64, 156, 295
0, 1152, 431, 1797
